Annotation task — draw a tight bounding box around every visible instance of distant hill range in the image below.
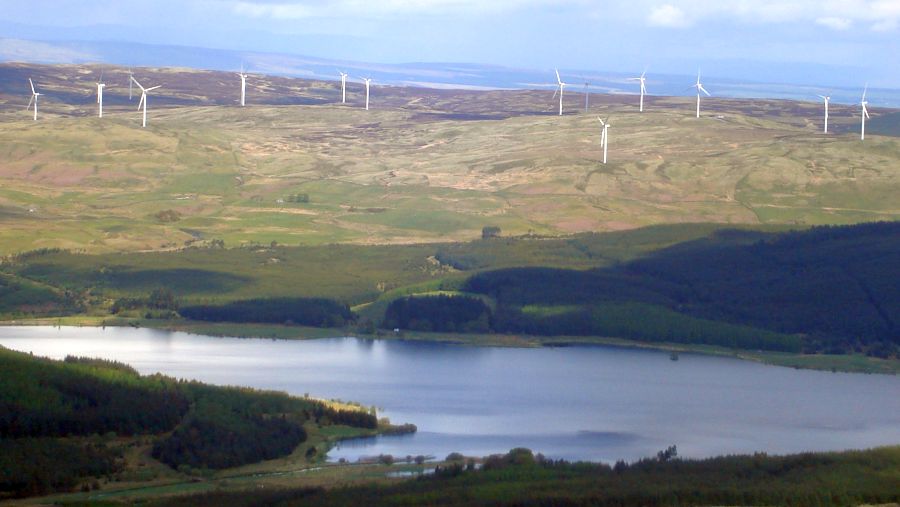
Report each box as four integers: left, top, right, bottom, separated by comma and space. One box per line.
1, 37, 899, 108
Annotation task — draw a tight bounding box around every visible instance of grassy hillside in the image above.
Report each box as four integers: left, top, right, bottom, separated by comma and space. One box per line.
1, 223, 739, 307
0, 346, 384, 500
0, 63, 898, 254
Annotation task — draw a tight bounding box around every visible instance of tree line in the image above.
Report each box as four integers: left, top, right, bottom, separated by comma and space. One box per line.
141, 446, 900, 507
180, 297, 354, 327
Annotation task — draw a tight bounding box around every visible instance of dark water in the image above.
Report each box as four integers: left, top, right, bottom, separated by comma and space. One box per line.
2, 326, 898, 463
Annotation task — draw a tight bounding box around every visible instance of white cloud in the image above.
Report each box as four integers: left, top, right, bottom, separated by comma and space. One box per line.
647, 4, 690, 27
871, 18, 898, 31
641, 1, 899, 32
233, 2, 316, 19
231, 0, 583, 19
815, 16, 852, 30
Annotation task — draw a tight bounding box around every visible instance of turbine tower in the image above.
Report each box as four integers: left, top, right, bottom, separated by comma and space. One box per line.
860, 85, 870, 141
128, 68, 134, 100
96, 72, 106, 118
238, 65, 247, 107
131, 76, 161, 128
27, 79, 41, 121
629, 69, 648, 112
583, 80, 591, 112
598, 117, 610, 164
363, 77, 372, 110
552, 69, 567, 116
817, 94, 830, 133
691, 71, 710, 118
339, 71, 348, 104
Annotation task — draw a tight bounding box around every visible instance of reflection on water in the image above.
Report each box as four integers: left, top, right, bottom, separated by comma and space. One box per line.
1, 326, 899, 463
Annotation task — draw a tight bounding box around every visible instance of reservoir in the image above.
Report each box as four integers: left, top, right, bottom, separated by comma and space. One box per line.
2, 326, 898, 463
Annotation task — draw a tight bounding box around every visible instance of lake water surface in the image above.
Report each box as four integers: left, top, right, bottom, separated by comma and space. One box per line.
2, 326, 898, 463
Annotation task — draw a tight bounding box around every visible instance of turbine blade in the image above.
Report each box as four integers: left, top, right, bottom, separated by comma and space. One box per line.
552, 86, 559, 100
862, 83, 868, 101
29, 78, 35, 94
146, 86, 161, 92
26, 94, 34, 110
699, 84, 711, 96
555, 69, 561, 84
131, 76, 144, 91
138, 93, 146, 111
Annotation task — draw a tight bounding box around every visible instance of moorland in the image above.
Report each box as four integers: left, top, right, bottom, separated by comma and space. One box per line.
0, 63, 898, 253
1, 62, 900, 505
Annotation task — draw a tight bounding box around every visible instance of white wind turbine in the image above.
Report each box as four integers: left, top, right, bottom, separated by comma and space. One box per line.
27, 79, 41, 121
131, 76, 161, 128
128, 68, 134, 100
629, 69, 648, 112
597, 116, 610, 164
552, 69, 567, 116
817, 94, 830, 133
339, 71, 348, 104
238, 64, 247, 107
860, 85, 870, 141
691, 70, 710, 118
96, 72, 106, 118
363, 77, 372, 110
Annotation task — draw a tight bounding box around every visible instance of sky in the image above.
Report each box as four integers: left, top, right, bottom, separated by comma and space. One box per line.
1, 0, 898, 88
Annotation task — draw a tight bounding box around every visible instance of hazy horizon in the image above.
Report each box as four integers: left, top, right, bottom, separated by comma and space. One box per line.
0, 0, 898, 91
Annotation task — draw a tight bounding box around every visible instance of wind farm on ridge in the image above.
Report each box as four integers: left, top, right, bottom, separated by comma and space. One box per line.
0, 61, 897, 254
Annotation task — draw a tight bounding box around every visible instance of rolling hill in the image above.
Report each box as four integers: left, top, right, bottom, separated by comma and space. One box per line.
0, 63, 898, 254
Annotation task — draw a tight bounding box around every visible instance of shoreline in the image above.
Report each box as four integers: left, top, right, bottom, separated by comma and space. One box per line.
1, 316, 897, 375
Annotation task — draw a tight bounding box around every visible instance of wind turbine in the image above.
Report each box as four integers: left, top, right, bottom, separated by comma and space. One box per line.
362, 77, 372, 110
128, 68, 134, 100
27, 79, 41, 121
552, 69, 567, 116
238, 64, 247, 107
629, 69, 648, 112
583, 79, 591, 112
96, 72, 106, 118
339, 71, 348, 104
131, 76, 161, 128
691, 70, 710, 118
817, 94, 830, 133
597, 117, 610, 164
860, 84, 870, 141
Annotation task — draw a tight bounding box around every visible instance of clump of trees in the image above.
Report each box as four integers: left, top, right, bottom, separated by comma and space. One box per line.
383, 295, 491, 333
284, 193, 310, 203
180, 297, 354, 327
154, 209, 182, 223
109, 287, 178, 316
0, 438, 120, 499
152, 403, 306, 470
482, 226, 501, 239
